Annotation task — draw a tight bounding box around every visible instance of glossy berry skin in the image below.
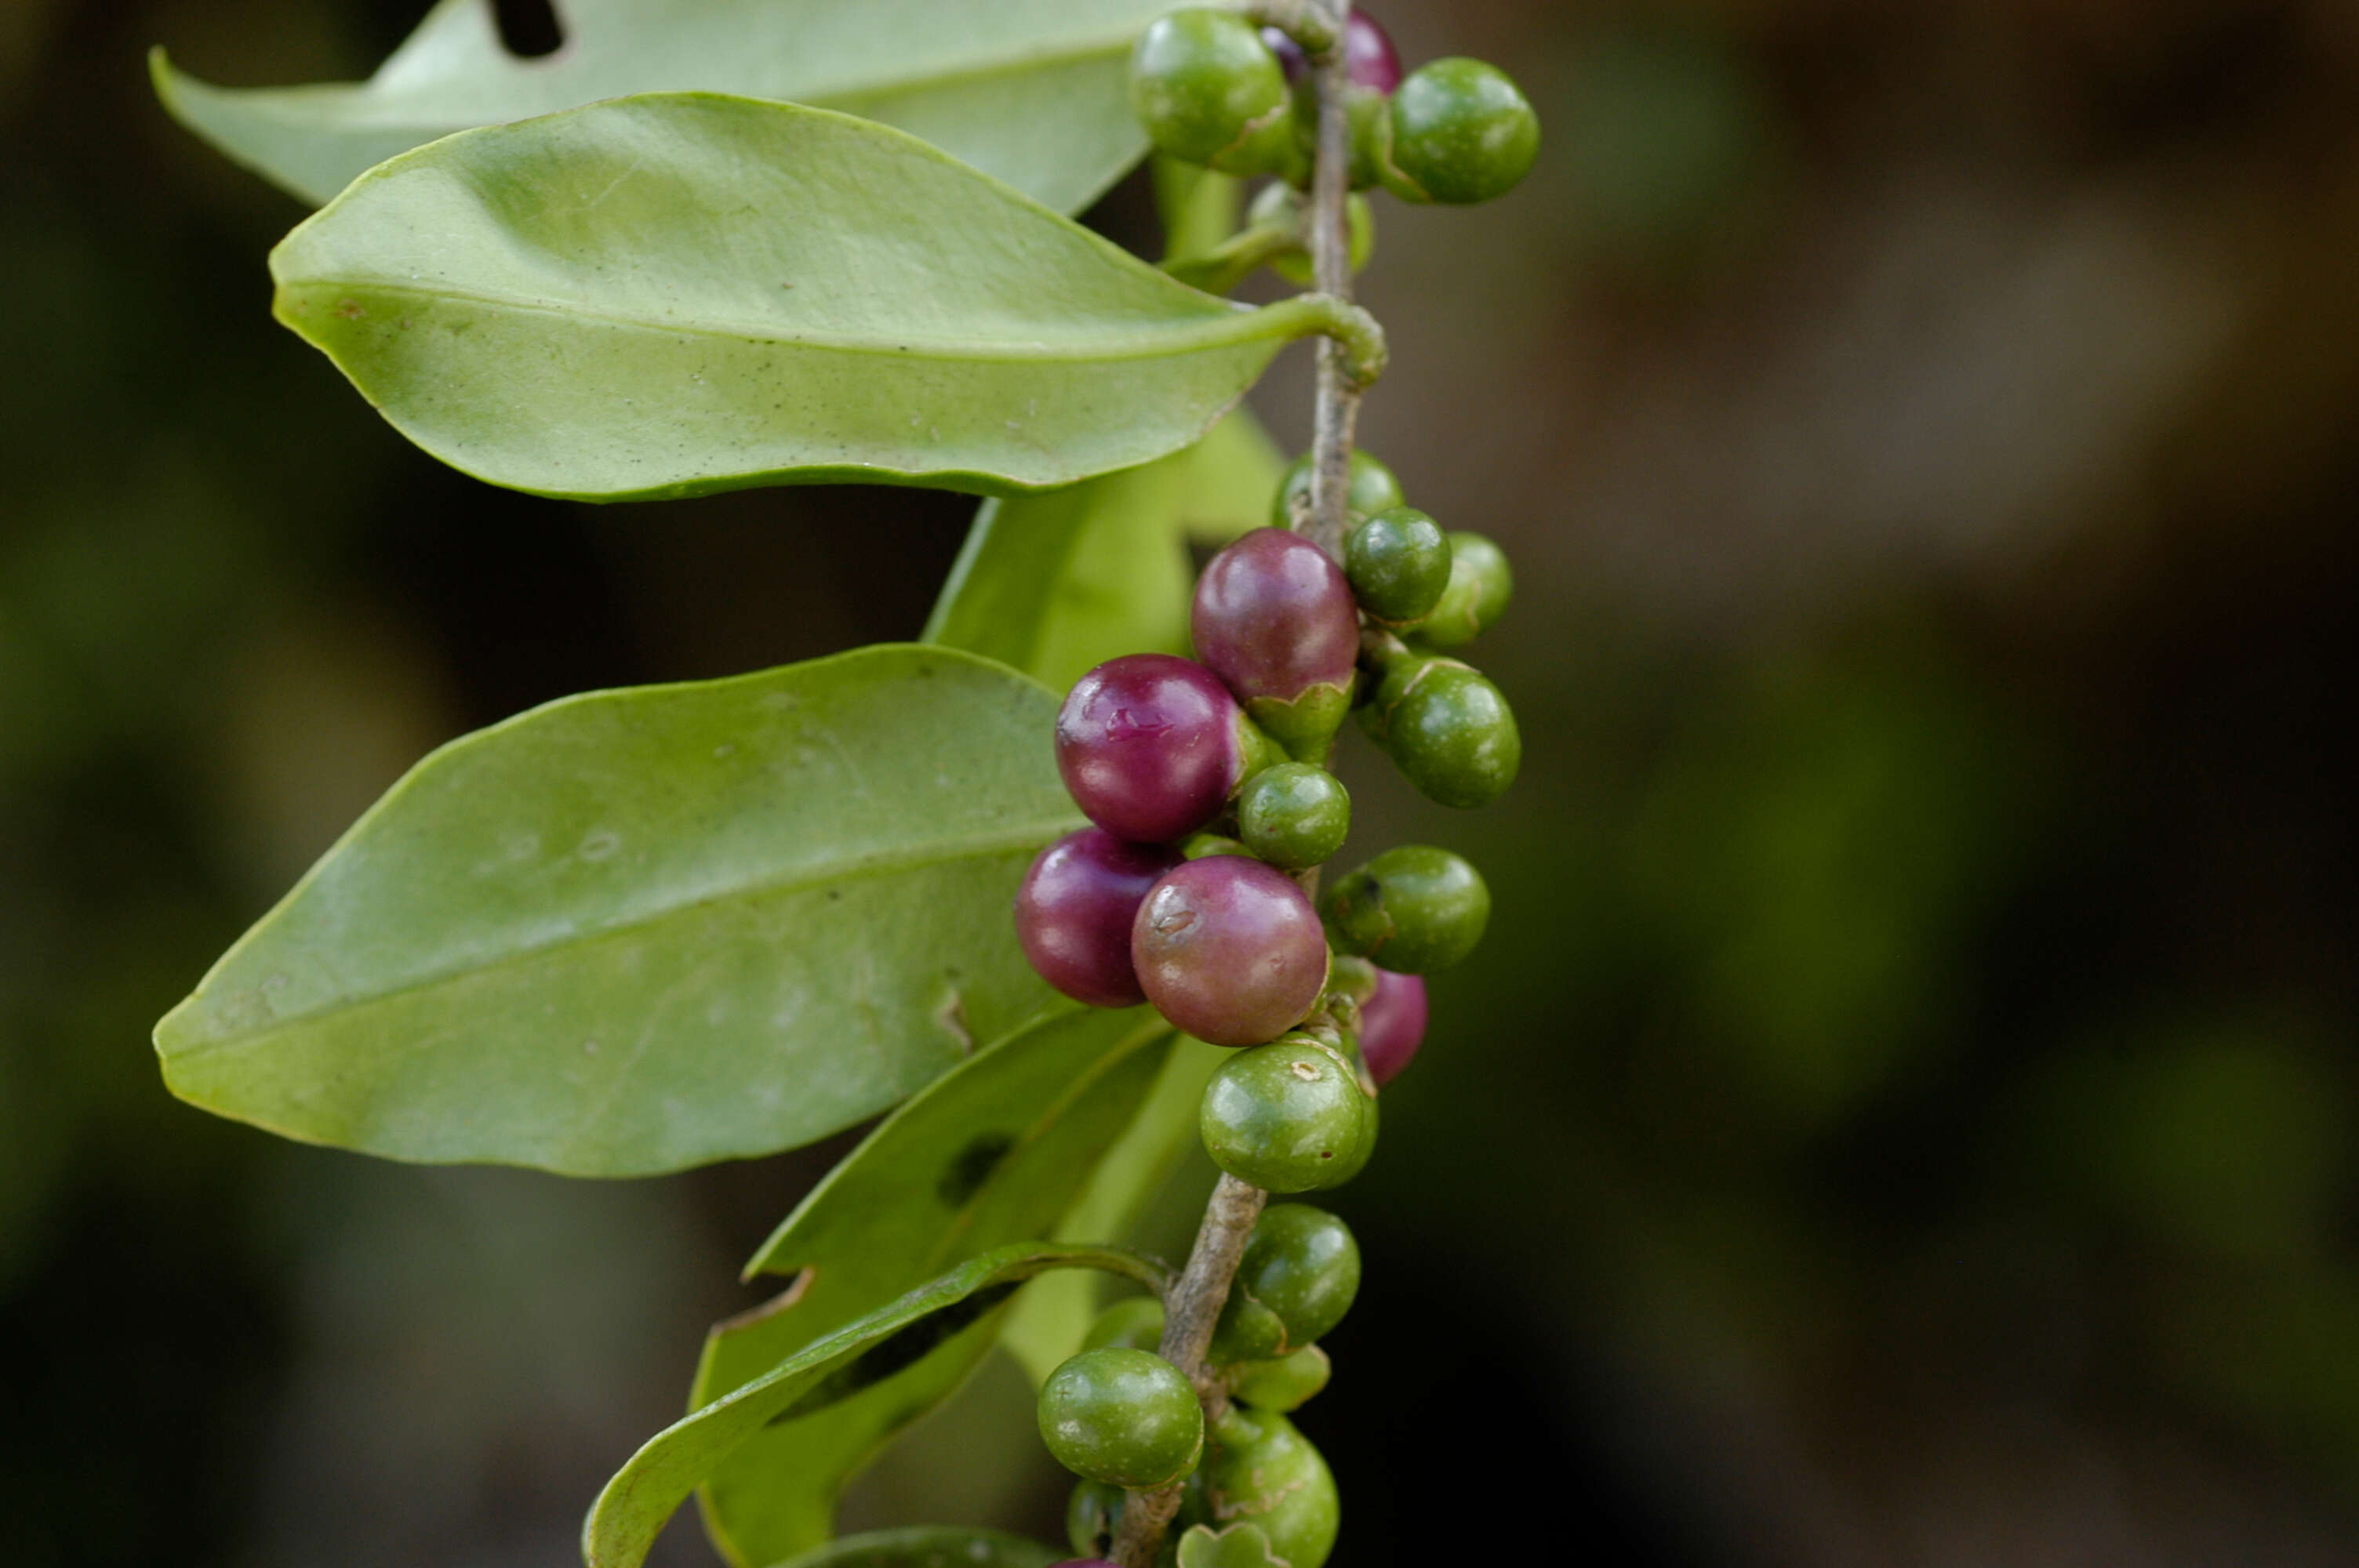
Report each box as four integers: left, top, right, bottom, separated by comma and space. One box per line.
1134, 858, 1328, 1046
1271, 448, 1405, 530
1191, 529, 1360, 753
1200, 1035, 1375, 1192
1056, 655, 1250, 844
1346, 506, 1452, 625
1234, 1203, 1361, 1348
1016, 830, 1183, 1007
1131, 9, 1298, 176
1358, 655, 1521, 808
1201, 1407, 1341, 1568
1082, 1296, 1166, 1354
1418, 530, 1513, 646
1383, 57, 1540, 205
1237, 763, 1351, 871
1038, 1347, 1203, 1488
1323, 844, 1491, 973
1230, 1344, 1332, 1413
1358, 967, 1429, 1086
1263, 11, 1403, 94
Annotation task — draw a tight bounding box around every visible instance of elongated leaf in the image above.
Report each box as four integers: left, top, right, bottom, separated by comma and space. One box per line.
769, 1527, 1061, 1568
586, 1242, 1165, 1568
155, 645, 1079, 1177
693, 1005, 1175, 1566
269, 94, 1343, 502
925, 409, 1285, 693
153, 0, 1169, 212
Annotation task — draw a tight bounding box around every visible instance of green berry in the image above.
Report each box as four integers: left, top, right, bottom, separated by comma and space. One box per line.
1200, 1035, 1376, 1193
1230, 1344, 1332, 1413
1200, 1407, 1340, 1568
1082, 1295, 1167, 1353
1038, 1347, 1204, 1487
1290, 82, 1394, 191
1249, 183, 1376, 287
1357, 655, 1521, 808
1130, 9, 1300, 176
1381, 57, 1540, 205
1066, 1479, 1126, 1559
1322, 844, 1491, 972
1182, 831, 1254, 861
1418, 531, 1512, 646
1345, 506, 1452, 624
1231, 1203, 1361, 1347
1271, 448, 1405, 530
1237, 763, 1351, 870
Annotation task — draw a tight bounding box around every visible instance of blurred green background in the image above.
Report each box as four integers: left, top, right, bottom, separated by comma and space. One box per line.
5, 1, 2357, 1563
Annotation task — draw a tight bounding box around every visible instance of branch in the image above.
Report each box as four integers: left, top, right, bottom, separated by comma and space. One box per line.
1303, 1, 1361, 561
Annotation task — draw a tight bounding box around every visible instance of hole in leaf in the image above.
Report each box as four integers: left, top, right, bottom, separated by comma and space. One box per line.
490, 0, 565, 58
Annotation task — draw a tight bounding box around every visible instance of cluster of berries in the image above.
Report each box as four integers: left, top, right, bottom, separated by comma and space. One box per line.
1045, 1204, 1361, 1568
1130, 6, 1539, 205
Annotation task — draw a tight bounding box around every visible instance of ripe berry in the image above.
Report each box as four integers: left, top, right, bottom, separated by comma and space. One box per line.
1262, 11, 1403, 95
1237, 763, 1351, 871
1271, 448, 1405, 530
1231, 1203, 1361, 1348
1038, 1347, 1204, 1488
1056, 654, 1261, 844
1082, 1295, 1166, 1354
1130, 9, 1299, 176
1200, 1035, 1376, 1191
1416, 530, 1513, 647
1016, 829, 1183, 1007
1133, 857, 1329, 1045
1358, 654, 1521, 808
1345, 506, 1452, 625
1192, 528, 1360, 754
1381, 57, 1540, 205
1229, 1344, 1332, 1413
1323, 845, 1491, 973
1199, 1407, 1341, 1568
1358, 967, 1429, 1086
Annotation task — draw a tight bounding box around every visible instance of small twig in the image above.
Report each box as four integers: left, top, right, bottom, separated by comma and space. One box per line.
1242, 0, 1338, 52
1303, 1, 1361, 562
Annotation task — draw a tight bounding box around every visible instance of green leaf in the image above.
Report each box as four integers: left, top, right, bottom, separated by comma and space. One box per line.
692, 1004, 1175, 1566
1175, 1523, 1289, 1568
151, 0, 1174, 212
765, 1527, 1063, 1568
154, 644, 1080, 1178
924, 408, 1285, 694
267, 93, 1346, 503
584, 1242, 1166, 1568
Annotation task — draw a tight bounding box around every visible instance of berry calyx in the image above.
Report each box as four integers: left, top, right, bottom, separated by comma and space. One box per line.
1038, 1346, 1204, 1488
1192, 528, 1360, 756
1133, 857, 1329, 1045
1262, 11, 1403, 95
1230, 1203, 1361, 1348
1380, 57, 1540, 205
1358, 967, 1429, 1086
1229, 1344, 1332, 1413
1416, 529, 1513, 647
1271, 448, 1405, 531
1345, 506, 1452, 625
1199, 1034, 1376, 1191
1130, 9, 1300, 176
1199, 1407, 1341, 1568
1016, 829, 1183, 1007
1236, 763, 1351, 872
1322, 844, 1491, 973
1056, 654, 1257, 844
1357, 653, 1521, 808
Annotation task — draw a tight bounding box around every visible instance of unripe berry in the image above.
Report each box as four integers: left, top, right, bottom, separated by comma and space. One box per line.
1133, 858, 1329, 1045
1200, 1035, 1376, 1192
1038, 1347, 1203, 1487
1192, 528, 1359, 755
1271, 448, 1405, 530
1082, 1295, 1166, 1354
1229, 1344, 1332, 1413
1015, 829, 1183, 1007
1236, 763, 1351, 871
1323, 845, 1491, 973
1181, 830, 1252, 861
1262, 11, 1404, 95
1065, 1481, 1125, 1560
1345, 506, 1452, 625
1231, 1203, 1361, 1348
1381, 58, 1540, 205
1200, 1407, 1340, 1568
1417, 530, 1513, 647
1056, 654, 1262, 844
1130, 9, 1299, 176
1357, 654, 1521, 808
1358, 967, 1429, 1086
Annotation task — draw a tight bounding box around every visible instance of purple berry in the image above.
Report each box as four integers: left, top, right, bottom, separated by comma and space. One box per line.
1263, 12, 1402, 94
1357, 968, 1427, 1086
1132, 858, 1329, 1047
1016, 829, 1184, 1008
1056, 655, 1248, 844
1192, 530, 1361, 756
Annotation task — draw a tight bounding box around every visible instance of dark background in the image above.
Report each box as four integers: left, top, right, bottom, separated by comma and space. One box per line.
5, 1, 2358, 1563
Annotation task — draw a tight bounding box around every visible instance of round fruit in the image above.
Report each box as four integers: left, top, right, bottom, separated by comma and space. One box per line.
1382, 57, 1540, 205
1130, 9, 1298, 176
1233, 1203, 1361, 1347
1200, 1407, 1341, 1568
1237, 763, 1351, 871
1262, 10, 1403, 94
1192, 528, 1359, 717
1082, 1295, 1166, 1354
1358, 967, 1429, 1086
1417, 530, 1513, 646
1038, 1347, 1204, 1488
1345, 506, 1452, 625
1016, 829, 1183, 1007
1322, 844, 1490, 973
1181, 831, 1253, 861
1229, 1344, 1332, 1413
1065, 1480, 1124, 1559
1358, 655, 1521, 808
1271, 448, 1405, 530
1200, 1036, 1375, 1191
1056, 654, 1252, 844
1133, 858, 1329, 1046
